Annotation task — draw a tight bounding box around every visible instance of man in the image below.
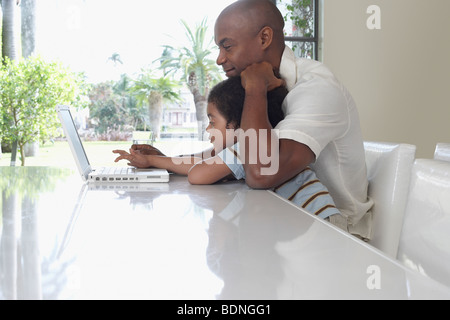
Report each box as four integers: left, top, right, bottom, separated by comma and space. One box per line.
133, 0, 374, 239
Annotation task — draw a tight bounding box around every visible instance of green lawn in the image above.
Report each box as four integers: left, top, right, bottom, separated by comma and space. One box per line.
0, 139, 211, 168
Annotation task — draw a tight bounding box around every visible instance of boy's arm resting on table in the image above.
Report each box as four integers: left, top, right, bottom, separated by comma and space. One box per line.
186, 140, 314, 188
244, 138, 315, 189
130, 144, 216, 159
113, 148, 231, 183
146, 155, 202, 176
188, 156, 234, 185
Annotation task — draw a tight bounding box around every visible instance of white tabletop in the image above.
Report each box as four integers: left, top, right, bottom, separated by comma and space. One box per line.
1, 166, 450, 300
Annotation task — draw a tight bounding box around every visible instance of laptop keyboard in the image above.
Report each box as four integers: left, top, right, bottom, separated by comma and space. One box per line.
92, 167, 137, 181
99, 167, 135, 175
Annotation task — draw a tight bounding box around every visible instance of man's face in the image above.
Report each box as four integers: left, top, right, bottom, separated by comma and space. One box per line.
214, 15, 264, 78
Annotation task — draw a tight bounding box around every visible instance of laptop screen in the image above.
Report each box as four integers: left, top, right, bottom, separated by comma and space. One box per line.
57, 105, 91, 180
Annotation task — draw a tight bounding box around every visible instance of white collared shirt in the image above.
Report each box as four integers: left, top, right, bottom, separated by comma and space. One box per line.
277, 46, 374, 239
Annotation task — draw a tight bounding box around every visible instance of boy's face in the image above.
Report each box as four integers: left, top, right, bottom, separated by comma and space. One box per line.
206, 102, 237, 152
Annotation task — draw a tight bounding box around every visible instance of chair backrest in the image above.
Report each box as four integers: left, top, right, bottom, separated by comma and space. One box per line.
434, 143, 450, 162
364, 142, 416, 258
397, 159, 450, 287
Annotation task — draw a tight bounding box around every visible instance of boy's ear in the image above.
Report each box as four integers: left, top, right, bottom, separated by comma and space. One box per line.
226, 121, 238, 130
259, 26, 274, 50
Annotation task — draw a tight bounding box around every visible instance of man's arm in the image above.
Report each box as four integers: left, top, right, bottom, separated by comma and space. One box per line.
239, 62, 315, 189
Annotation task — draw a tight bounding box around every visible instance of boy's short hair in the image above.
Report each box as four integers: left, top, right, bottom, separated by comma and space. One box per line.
208, 76, 288, 128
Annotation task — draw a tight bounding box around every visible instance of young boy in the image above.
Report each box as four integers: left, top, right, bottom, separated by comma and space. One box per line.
113, 77, 341, 219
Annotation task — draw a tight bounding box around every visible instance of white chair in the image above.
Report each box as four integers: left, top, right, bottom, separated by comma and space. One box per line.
364, 142, 416, 258
397, 159, 450, 287
434, 143, 450, 162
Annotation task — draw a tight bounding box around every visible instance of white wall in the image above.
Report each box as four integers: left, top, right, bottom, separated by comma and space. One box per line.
320, 0, 450, 157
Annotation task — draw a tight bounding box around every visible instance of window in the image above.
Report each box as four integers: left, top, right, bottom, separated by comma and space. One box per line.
275, 0, 319, 60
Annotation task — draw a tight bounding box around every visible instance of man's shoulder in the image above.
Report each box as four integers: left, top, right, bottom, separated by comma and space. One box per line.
295, 57, 334, 78
281, 47, 328, 72
280, 47, 338, 89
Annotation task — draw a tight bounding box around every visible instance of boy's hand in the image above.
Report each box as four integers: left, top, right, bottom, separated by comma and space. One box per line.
112, 149, 151, 168
131, 144, 165, 156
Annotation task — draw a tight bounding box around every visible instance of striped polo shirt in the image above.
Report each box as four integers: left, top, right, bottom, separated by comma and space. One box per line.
217, 142, 341, 220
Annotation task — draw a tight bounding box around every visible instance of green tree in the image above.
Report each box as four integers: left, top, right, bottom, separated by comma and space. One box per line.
88, 74, 146, 136
130, 69, 181, 140
0, 56, 89, 166
278, 0, 316, 58
158, 19, 223, 141
88, 81, 126, 135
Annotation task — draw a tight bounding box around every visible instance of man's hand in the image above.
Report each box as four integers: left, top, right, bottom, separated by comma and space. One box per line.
240, 62, 285, 92
237, 62, 315, 190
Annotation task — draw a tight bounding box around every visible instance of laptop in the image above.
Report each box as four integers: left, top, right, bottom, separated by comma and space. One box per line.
56, 105, 170, 183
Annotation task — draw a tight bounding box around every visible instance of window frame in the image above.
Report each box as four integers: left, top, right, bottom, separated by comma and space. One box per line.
274, 0, 319, 60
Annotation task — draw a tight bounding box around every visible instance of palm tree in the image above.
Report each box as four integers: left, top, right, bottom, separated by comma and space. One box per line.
21, 0, 37, 58
1, 0, 20, 165
131, 70, 181, 140
158, 19, 223, 141
108, 52, 123, 66
1, 0, 20, 62
113, 74, 146, 130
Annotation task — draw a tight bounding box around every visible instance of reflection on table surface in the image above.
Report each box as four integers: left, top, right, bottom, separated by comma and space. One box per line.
1, 166, 450, 300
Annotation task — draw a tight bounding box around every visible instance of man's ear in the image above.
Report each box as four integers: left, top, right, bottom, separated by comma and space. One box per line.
259, 26, 274, 50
